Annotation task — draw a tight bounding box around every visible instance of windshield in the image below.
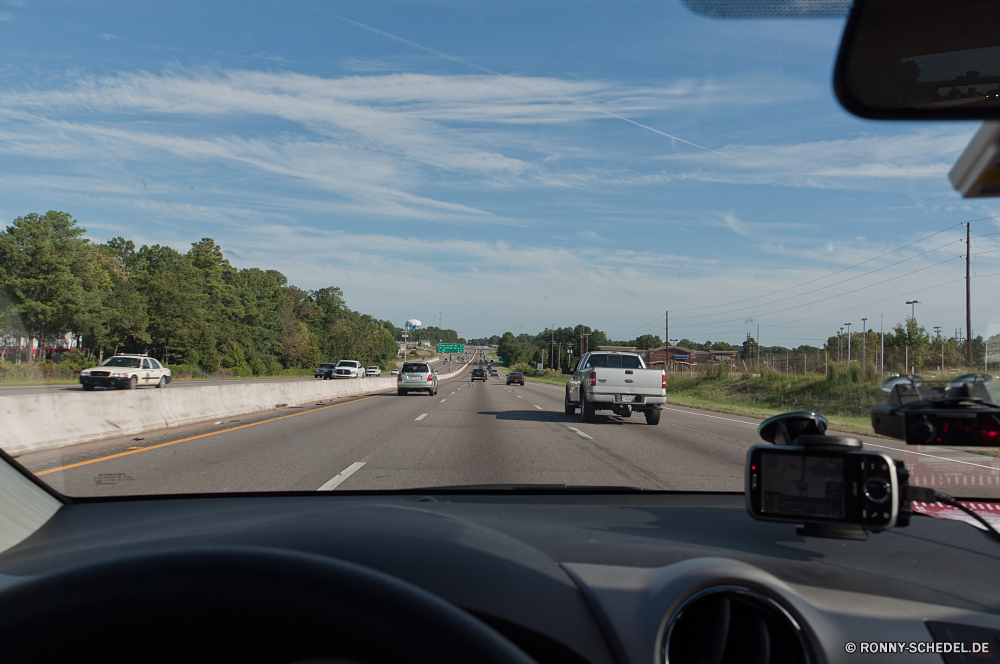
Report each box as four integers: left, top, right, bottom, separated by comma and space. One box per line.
2, 1, 998, 501
100, 358, 142, 368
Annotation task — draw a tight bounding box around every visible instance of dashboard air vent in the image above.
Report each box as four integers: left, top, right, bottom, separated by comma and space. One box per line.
663, 586, 809, 664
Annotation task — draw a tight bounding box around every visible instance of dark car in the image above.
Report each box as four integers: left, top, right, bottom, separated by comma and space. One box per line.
471, 369, 487, 381
506, 372, 524, 386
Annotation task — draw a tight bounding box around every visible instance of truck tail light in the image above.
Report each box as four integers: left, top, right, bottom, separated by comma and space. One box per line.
662, 374, 666, 390
397, 374, 402, 382
589, 371, 597, 387
427, 374, 433, 381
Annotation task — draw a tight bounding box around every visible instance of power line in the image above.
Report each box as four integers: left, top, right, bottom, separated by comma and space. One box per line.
673, 255, 962, 328
670, 238, 962, 322
669, 222, 965, 313
669, 272, 1000, 343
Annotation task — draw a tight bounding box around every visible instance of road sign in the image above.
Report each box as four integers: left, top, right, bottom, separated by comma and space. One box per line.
437, 343, 465, 354
536, 363, 543, 371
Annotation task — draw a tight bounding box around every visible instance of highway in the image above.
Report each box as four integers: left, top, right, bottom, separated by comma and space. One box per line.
0, 355, 454, 397
20, 352, 1000, 499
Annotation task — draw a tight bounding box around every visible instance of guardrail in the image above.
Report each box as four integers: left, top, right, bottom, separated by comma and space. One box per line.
1, 376, 398, 455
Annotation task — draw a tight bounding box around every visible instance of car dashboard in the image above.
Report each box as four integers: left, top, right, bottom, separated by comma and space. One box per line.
1, 492, 999, 663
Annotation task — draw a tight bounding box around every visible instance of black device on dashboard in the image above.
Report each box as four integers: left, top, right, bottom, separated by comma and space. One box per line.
744, 411, 911, 540
745, 445, 900, 533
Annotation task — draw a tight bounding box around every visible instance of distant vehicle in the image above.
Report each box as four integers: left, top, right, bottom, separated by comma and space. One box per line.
471, 369, 487, 382
398, 362, 438, 396
79, 354, 172, 391
390, 369, 400, 376
328, 360, 364, 379
314, 362, 335, 378
506, 372, 524, 386
564, 350, 666, 425
365, 366, 381, 376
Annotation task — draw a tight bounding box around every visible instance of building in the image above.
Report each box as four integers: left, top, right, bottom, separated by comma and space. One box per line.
645, 345, 738, 370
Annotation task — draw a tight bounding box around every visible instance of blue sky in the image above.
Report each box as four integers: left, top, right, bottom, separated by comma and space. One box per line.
1, 0, 997, 346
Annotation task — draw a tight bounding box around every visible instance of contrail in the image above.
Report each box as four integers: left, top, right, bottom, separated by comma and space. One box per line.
323, 11, 748, 165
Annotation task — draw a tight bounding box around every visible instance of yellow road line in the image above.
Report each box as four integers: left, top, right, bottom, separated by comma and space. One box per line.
36, 393, 386, 476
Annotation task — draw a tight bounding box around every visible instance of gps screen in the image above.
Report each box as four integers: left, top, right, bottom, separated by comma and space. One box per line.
760, 453, 845, 519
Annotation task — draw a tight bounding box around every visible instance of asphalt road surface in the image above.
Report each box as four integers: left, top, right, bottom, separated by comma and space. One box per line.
19, 369, 1000, 498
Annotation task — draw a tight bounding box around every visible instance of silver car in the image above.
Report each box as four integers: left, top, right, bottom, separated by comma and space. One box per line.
397, 361, 438, 396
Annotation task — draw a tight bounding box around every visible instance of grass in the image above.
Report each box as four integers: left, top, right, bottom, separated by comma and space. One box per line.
662, 369, 885, 435
519, 374, 570, 386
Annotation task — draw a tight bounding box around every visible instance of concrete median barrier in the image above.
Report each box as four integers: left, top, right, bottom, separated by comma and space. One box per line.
0, 376, 398, 455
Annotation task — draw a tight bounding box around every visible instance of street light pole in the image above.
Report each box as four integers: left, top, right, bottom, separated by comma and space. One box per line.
844, 322, 852, 362
906, 300, 921, 320
838, 328, 843, 362
861, 317, 867, 366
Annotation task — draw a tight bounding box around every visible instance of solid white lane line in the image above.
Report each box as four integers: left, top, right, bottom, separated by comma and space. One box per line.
318, 462, 366, 491
415, 413, 428, 421
861, 442, 997, 469
440, 398, 447, 402
534, 404, 543, 410
661, 406, 757, 426
664, 407, 994, 469
451, 392, 455, 395
517, 395, 522, 399
568, 426, 593, 440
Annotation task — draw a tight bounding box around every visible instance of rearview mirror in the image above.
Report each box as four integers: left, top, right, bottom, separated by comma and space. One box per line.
835, 0, 1000, 119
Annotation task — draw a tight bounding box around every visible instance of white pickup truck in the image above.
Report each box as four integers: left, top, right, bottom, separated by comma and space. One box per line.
564, 350, 666, 425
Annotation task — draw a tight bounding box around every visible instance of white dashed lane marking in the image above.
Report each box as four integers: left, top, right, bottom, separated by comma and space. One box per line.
415, 413, 428, 421
567, 427, 593, 440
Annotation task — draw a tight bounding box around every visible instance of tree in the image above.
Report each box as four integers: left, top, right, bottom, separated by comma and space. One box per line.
0, 211, 99, 361
633, 334, 663, 350
497, 332, 521, 367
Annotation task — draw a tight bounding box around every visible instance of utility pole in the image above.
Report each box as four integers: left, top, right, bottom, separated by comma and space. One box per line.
551, 325, 555, 371
844, 322, 852, 362
861, 317, 867, 366
665, 310, 668, 353
967, 222, 973, 366
756, 324, 760, 369
838, 327, 843, 362
880, 313, 884, 374
934, 326, 943, 374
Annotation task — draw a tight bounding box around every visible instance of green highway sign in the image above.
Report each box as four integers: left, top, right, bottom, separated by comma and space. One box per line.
437, 343, 465, 354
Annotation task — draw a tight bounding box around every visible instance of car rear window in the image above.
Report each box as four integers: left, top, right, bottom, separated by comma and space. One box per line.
403, 364, 429, 373
588, 354, 642, 369
511, 372, 523, 377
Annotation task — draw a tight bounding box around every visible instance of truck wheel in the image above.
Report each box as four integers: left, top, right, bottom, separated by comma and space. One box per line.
398, 389, 408, 396
580, 392, 595, 423
127, 375, 138, 390
564, 390, 576, 415
645, 409, 661, 425
82, 384, 95, 392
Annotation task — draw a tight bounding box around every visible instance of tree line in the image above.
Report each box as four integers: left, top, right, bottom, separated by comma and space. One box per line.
0, 211, 454, 374
478, 316, 992, 374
